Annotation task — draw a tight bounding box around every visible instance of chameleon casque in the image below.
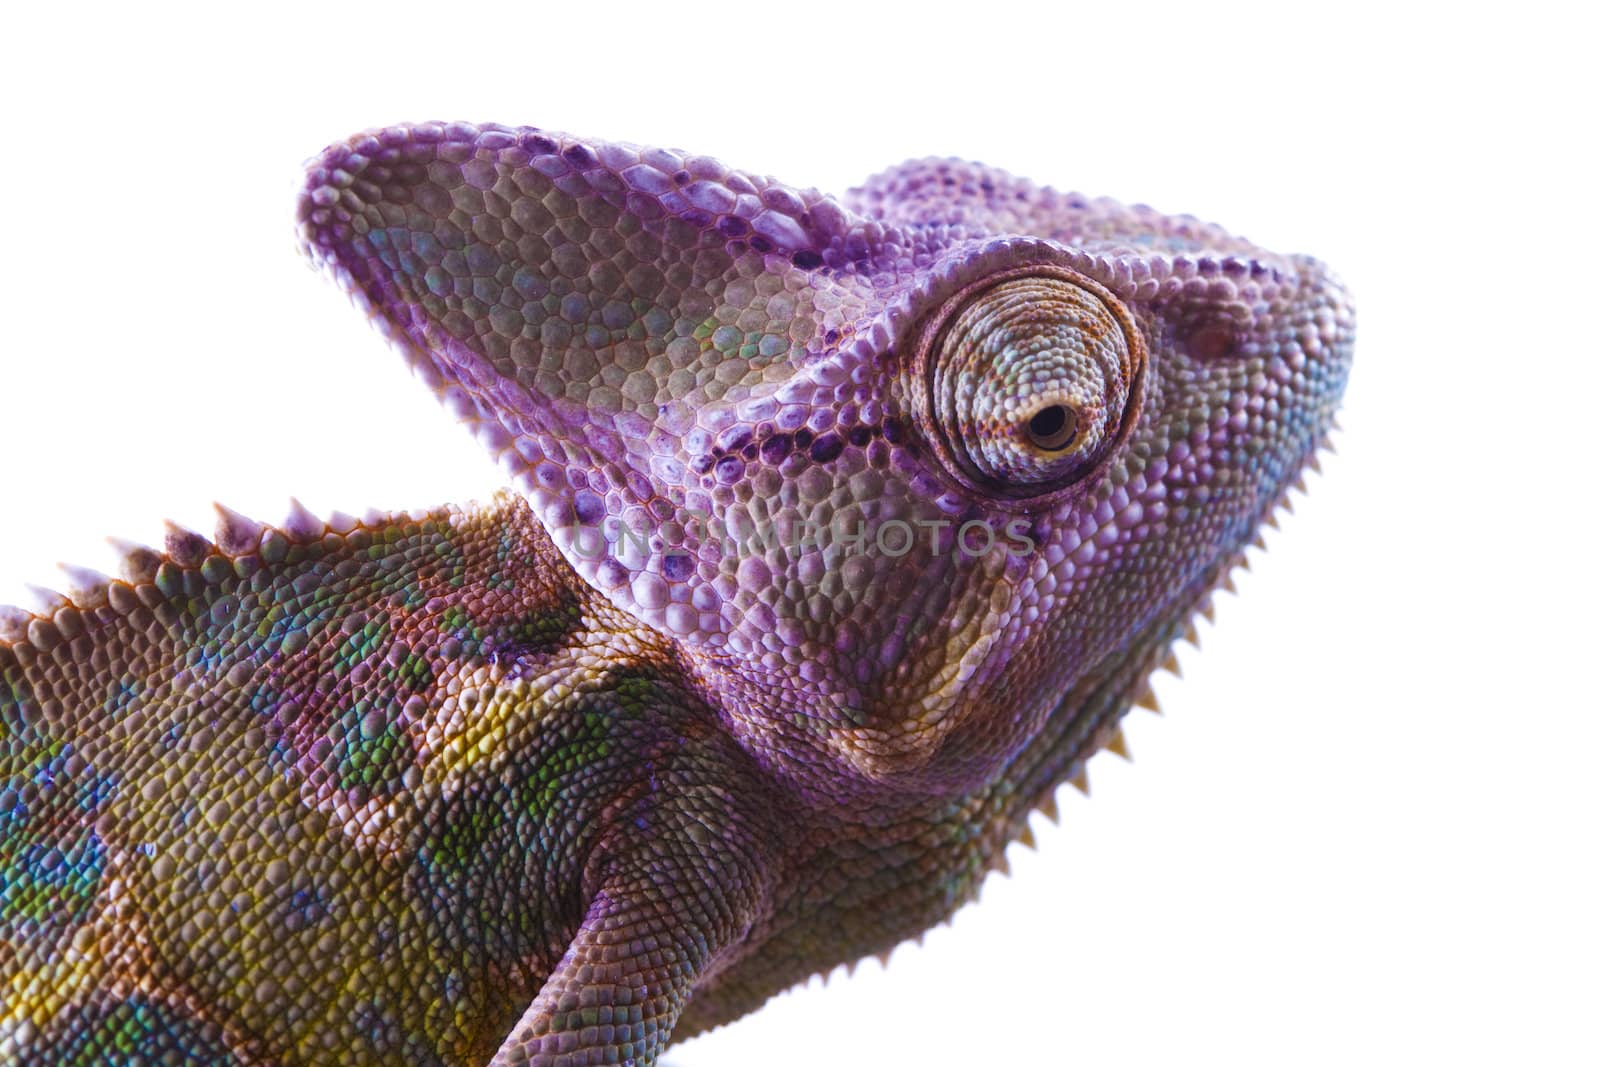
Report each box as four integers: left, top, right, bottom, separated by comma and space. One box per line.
0, 122, 1353, 1065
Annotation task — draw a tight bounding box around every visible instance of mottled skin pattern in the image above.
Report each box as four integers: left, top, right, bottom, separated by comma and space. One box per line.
0, 122, 1353, 1065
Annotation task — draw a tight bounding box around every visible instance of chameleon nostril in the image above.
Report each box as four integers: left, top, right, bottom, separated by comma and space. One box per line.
1183, 320, 1240, 361
1025, 405, 1077, 451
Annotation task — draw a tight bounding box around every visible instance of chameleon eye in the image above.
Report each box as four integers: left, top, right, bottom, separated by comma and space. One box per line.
916, 269, 1145, 500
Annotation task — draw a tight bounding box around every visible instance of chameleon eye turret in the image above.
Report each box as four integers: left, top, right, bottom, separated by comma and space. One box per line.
913, 268, 1146, 501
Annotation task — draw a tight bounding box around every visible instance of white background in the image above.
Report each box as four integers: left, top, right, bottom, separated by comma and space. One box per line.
1, 3, 1594, 1065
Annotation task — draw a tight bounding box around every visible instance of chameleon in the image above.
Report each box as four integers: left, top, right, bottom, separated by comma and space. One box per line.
0, 121, 1352, 1065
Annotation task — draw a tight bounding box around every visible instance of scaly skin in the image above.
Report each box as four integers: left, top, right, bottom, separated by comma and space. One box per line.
0, 122, 1353, 1065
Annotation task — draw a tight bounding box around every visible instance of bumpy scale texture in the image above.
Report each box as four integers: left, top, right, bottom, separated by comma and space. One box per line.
0, 121, 1353, 1066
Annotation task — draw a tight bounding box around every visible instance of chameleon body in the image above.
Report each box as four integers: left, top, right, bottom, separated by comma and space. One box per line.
0, 122, 1353, 1065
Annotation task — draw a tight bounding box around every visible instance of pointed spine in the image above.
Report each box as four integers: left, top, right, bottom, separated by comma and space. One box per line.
25, 585, 68, 615
0, 605, 30, 643
57, 564, 112, 610
109, 537, 163, 584
1161, 650, 1182, 678
284, 498, 324, 542
213, 503, 265, 556
164, 522, 213, 567
326, 510, 360, 535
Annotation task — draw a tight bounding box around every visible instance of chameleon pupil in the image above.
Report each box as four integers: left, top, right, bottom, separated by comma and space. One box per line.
1026, 405, 1076, 450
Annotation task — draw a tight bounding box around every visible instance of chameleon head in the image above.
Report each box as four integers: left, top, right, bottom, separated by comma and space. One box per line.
300, 126, 1353, 795
869, 240, 1352, 789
